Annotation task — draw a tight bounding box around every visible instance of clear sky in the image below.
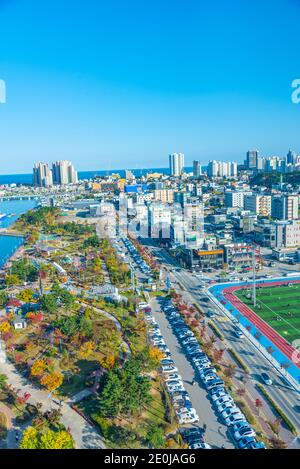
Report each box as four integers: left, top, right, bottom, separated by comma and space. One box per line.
0, 0, 300, 173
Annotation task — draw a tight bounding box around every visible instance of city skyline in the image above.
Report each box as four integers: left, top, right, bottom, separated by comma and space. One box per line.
0, 0, 300, 173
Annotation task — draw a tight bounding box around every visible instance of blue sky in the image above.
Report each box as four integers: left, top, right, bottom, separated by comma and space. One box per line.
0, 0, 300, 173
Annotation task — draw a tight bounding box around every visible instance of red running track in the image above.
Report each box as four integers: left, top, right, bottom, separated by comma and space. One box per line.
222, 279, 300, 368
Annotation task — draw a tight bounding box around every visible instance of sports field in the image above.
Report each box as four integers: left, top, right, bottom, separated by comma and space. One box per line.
235, 283, 300, 345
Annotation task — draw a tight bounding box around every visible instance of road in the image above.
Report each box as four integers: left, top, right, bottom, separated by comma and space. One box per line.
150, 297, 234, 449
147, 243, 300, 442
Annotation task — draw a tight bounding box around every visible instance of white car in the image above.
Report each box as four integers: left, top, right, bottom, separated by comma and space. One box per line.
189, 442, 211, 450
224, 413, 245, 426
166, 379, 183, 388
211, 390, 227, 401
202, 373, 219, 384
214, 395, 234, 407
217, 402, 235, 413
200, 369, 217, 379
221, 407, 241, 419
168, 385, 185, 393
177, 411, 199, 425
197, 362, 213, 371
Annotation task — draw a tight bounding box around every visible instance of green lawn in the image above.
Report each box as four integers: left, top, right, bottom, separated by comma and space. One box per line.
235, 284, 300, 344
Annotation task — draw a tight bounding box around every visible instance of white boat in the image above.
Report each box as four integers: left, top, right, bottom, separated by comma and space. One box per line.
0, 213, 7, 220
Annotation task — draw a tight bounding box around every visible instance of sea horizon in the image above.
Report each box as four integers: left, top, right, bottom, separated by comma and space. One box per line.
0, 166, 204, 186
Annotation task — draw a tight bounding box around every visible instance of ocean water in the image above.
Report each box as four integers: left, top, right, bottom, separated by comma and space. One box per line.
0, 199, 37, 267
0, 166, 202, 186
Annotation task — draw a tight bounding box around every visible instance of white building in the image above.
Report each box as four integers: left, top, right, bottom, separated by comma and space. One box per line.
169, 153, 184, 177
244, 194, 272, 216
148, 203, 171, 238
207, 160, 237, 178
52, 160, 78, 185
225, 190, 252, 208
33, 162, 53, 187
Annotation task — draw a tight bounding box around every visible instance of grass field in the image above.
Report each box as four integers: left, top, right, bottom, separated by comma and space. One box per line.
235, 284, 300, 345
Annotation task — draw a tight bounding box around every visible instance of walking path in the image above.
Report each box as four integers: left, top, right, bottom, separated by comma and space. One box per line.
0, 359, 105, 449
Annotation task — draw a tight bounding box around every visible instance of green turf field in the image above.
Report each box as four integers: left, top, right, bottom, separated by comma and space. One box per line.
235, 283, 300, 345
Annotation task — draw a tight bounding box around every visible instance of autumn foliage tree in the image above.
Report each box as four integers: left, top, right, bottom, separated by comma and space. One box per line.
79, 341, 94, 359
40, 372, 63, 392
99, 354, 116, 370
31, 359, 47, 377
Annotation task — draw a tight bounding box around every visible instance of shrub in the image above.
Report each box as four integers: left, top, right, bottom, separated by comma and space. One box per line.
208, 321, 224, 340
91, 414, 112, 439
228, 348, 250, 373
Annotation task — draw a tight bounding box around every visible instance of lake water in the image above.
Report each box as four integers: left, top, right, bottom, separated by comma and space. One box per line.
0, 199, 37, 267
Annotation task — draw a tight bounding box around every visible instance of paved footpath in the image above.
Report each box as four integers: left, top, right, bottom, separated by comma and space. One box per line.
0, 359, 105, 449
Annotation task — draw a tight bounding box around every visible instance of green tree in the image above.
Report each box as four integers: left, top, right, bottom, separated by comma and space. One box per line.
40, 294, 58, 314
145, 425, 165, 448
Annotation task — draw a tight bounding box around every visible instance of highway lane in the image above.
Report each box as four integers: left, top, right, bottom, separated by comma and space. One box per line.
150, 245, 300, 437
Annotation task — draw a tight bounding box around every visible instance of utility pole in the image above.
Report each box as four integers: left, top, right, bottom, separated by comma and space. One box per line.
252, 245, 256, 307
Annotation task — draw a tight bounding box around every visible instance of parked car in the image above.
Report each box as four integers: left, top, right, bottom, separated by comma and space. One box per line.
261, 373, 273, 385
162, 365, 178, 373
206, 379, 224, 391
211, 390, 227, 401
224, 413, 245, 426
189, 442, 211, 449
234, 427, 256, 441
221, 407, 241, 419
238, 437, 257, 449
246, 441, 266, 449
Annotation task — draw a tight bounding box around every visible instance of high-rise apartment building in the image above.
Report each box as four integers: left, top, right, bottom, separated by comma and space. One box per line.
245, 149, 259, 169
52, 160, 78, 185
33, 162, 53, 187
207, 160, 237, 178
169, 153, 184, 177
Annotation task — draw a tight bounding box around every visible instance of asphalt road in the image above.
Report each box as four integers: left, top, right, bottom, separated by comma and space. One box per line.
150, 297, 234, 449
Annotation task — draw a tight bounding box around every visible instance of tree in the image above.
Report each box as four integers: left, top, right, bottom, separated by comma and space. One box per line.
99, 358, 152, 418
145, 425, 165, 448
19, 426, 74, 449
0, 321, 11, 334
18, 289, 35, 303
6, 274, 20, 286
236, 388, 246, 398
31, 359, 47, 377
40, 372, 63, 392
40, 429, 74, 449
19, 426, 39, 449
40, 294, 58, 314
148, 347, 165, 365
255, 398, 263, 414
269, 437, 287, 449
0, 292, 8, 308
99, 354, 116, 370
79, 341, 94, 359
0, 374, 7, 389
